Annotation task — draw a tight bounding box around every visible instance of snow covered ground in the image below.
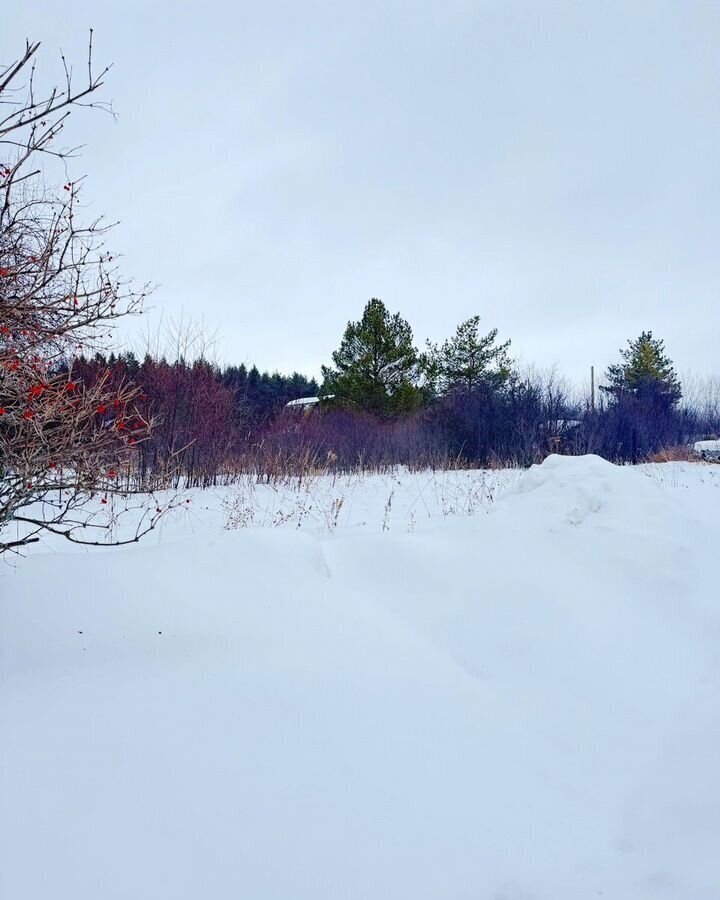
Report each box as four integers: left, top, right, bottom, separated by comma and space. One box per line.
2, 456, 720, 900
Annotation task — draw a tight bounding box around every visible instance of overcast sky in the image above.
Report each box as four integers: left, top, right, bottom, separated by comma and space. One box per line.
5, 1, 720, 384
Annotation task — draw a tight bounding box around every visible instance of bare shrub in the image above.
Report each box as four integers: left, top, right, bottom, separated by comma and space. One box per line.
646, 445, 699, 463
1, 37, 155, 552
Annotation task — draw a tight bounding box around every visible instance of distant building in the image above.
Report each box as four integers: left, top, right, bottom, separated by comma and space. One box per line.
284, 394, 335, 411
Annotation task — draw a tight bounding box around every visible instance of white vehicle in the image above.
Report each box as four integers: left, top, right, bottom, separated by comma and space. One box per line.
693, 440, 720, 461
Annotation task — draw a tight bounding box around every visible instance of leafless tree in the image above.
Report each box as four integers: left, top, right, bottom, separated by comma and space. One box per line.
0, 34, 162, 553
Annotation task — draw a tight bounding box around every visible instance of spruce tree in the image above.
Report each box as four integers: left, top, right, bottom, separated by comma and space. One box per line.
601, 331, 681, 407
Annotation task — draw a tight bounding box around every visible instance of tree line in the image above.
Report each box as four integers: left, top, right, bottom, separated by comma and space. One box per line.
62, 299, 718, 487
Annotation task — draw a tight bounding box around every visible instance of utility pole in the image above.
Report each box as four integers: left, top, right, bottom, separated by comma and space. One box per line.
590, 366, 595, 411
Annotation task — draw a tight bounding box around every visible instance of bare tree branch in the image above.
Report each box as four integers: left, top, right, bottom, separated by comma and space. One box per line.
1, 35, 159, 553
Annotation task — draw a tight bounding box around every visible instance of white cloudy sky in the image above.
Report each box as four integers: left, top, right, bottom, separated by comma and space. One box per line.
5, 0, 719, 383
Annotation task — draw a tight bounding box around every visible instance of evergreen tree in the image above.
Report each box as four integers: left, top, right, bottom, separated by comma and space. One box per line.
121, 351, 140, 378
322, 298, 422, 415
221, 364, 249, 397
287, 371, 319, 401
601, 331, 681, 407
220, 362, 320, 425
424, 316, 512, 396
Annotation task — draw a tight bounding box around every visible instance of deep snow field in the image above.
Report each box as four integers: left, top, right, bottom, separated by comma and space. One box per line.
2, 455, 720, 900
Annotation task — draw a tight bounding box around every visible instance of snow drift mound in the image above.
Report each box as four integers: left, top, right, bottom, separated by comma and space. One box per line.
496, 453, 668, 528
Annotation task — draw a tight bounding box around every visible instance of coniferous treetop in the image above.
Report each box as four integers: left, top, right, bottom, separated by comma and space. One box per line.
601, 331, 681, 406
424, 315, 512, 396
322, 298, 423, 415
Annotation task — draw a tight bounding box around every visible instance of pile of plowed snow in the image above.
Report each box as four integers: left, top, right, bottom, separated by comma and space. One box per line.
502, 452, 670, 526
2, 455, 719, 900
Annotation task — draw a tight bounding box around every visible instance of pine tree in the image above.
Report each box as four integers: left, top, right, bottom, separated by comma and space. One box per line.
425, 316, 512, 396
322, 298, 422, 415
601, 331, 681, 407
